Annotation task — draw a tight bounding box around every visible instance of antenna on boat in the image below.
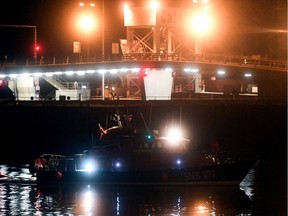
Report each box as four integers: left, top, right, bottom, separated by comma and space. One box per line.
140, 112, 150, 133
149, 102, 153, 127
180, 104, 182, 130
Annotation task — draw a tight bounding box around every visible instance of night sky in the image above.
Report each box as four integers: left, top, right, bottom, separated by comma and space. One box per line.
0, 0, 286, 61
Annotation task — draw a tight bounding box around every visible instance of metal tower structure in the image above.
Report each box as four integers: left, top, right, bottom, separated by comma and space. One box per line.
122, 5, 198, 61
121, 4, 203, 99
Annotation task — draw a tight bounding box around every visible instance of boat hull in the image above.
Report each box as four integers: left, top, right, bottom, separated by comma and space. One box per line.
36, 160, 257, 186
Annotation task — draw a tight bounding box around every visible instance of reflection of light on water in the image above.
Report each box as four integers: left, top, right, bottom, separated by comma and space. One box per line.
0, 165, 255, 215
79, 185, 95, 214
177, 196, 181, 215
171, 196, 182, 215
0, 184, 34, 215
82, 190, 94, 213
116, 193, 120, 216
18, 185, 33, 213
192, 201, 214, 215
0, 164, 36, 181
34, 190, 42, 211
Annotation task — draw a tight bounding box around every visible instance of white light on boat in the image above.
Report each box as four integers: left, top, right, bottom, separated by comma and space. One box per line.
84, 163, 94, 172
113, 160, 122, 170
173, 158, 183, 169
166, 127, 183, 144
82, 160, 97, 172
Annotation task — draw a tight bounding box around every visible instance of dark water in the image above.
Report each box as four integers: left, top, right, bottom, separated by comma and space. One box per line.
0, 159, 286, 215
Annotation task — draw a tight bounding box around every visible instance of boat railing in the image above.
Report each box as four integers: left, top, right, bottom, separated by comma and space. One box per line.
205, 150, 257, 165
38, 154, 85, 172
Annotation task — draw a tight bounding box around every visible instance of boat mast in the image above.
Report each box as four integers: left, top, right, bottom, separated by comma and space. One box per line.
140, 112, 150, 134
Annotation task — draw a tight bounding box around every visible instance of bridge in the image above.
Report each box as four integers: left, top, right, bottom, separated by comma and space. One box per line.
0, 3, 286, 102
0, 54, 286, 102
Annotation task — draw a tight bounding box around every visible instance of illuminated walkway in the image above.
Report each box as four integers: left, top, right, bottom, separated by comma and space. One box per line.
0, 54, 286, 102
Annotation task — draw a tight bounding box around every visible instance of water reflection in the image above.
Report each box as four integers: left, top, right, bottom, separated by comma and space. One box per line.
0, 183, 253, 215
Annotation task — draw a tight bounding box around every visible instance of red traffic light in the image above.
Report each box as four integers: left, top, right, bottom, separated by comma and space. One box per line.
35, 45, 41, 52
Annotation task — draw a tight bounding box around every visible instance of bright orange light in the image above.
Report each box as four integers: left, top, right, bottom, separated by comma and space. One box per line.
149, 1, 160, 10
123, 3, 129, 10
191, 11, 212, 35
123, 4, 131, 16
76, 13, 97, 34
123, 3, 132, 26
193, 0, 209, 3
79, 2, 95, 7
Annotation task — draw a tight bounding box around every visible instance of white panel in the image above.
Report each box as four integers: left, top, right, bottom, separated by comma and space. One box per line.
144, 69, 173, 100
124, 7, 156, 26
16, 77, 35, 100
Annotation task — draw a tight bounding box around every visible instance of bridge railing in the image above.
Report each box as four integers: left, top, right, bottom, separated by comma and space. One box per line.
0, 53, 287, 72
202, 54, 287, 71
45, 75, 90, 90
